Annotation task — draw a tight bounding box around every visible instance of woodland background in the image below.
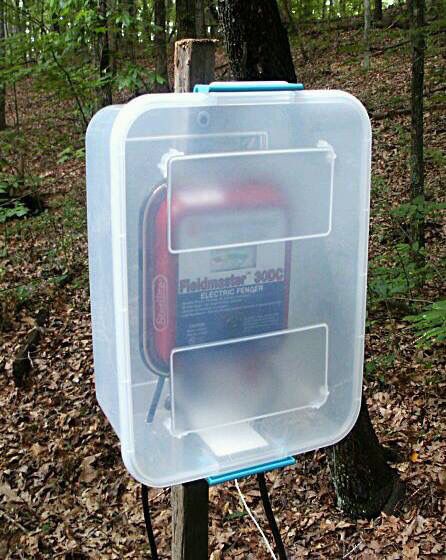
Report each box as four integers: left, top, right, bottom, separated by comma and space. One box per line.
0, 0, 445, 558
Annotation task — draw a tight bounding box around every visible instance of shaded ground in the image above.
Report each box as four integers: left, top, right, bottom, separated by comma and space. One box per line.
1, 21, 445, 559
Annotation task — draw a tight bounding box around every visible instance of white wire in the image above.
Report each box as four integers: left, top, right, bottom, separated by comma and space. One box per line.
234, 479, 278, 560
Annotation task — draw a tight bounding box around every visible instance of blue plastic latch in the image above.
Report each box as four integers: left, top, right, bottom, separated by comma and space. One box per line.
193, 82, 304, 93
206, 456, 296, 486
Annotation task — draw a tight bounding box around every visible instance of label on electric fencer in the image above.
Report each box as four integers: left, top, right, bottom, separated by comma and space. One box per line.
175, 243, 290, 346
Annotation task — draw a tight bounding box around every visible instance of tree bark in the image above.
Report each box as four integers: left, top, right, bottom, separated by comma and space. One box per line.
195, 0, 206, 37
154, 0, 169, 91
303, 0, 313, 20
374, 0, 383, 21
364, 0, 372, 70
0, 0, 6, 130
218, 0, 297, 83
125, 0, 137, 63
108, 0, 118, 78
141, 0, 151, 42
278, 0, 291, 28
176, 0, 196, 39
218, 0, 404, 520
280, 0, 300, 35
329, 0, 334, 22
206, 0, 219, 38
326, 399, 405, 518
98, 0, 113, 107
409, 0, 425, 247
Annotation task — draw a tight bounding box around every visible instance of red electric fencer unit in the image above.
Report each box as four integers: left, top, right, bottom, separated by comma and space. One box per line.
141, 179, 292, 420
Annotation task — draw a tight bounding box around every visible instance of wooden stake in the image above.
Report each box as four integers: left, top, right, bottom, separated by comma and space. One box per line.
174, 39, 217, 93
172, 481, 209, 560
171, 38, 216, 560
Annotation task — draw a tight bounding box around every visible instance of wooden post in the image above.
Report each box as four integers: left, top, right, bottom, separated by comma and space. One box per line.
174, 38, 217, 93
172, 481, 209, 559
171, 38, 216, 560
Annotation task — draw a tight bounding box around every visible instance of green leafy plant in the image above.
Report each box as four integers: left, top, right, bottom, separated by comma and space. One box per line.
116, 63, 165, 94
0, 171, 43, 223
0, 173, 22, 196
0, 174, 29, 222
0, 202, 29, 223
404, 300, 446, 348
15, 284, 33, 304
365, 353, 396, 382
368, 243, 429, 304
371, 175, 388, 195
57, 146, 86, 164
390, 196, 446, 225
424, 147, 445, 167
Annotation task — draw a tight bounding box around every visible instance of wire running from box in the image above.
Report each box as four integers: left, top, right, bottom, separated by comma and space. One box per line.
257, 473, 288, 560
235, 478, 278, 560
141, 484, 159, 560
141, 475, 288, 559
146, 377, 166, 424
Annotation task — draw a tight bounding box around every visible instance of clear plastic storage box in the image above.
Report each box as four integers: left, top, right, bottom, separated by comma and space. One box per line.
86, 82, 371, 487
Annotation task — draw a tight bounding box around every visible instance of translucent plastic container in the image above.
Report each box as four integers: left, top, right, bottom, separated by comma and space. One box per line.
86, 83, 371, 487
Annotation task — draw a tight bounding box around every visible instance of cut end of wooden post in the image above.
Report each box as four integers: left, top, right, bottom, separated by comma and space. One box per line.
175, 38, 218, 47
174, 39, 218, 93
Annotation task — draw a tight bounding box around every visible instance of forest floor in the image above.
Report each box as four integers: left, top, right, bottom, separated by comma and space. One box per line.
0, 21, 445, 560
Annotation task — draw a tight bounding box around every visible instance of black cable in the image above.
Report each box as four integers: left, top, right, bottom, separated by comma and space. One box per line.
146, 376, 166, 423
141, 484, 159, 560
257, 472, 288, 560
141, 473, 285, 560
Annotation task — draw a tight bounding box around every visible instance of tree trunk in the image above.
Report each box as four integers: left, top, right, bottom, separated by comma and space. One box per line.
206, 0, 219, 38
20, 0, 32, 62
176, 0, 196, 39
409, 0, 425, 247
0, 0, 6, 130
125, 0, 137, 63
218, 0, 404, 520
141, 0, 151, 42
374, 0, 383, 21
218, 0, 297, 83
280, 0, 309, 62
278, 0, 290, 28
363, 0, 371, 70
280, 0, 298, 33
195, 0, 206, 37
109, 0, 118, 79
154, 0, 169, 91
326, 399, 404, 518
303, 0, 313, 20
166, 0, 174, 38
98, 0, 113, 107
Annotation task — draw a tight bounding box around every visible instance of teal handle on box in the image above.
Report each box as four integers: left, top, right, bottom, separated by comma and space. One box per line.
206, 456, 296, 486
194, 82, 304, 93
